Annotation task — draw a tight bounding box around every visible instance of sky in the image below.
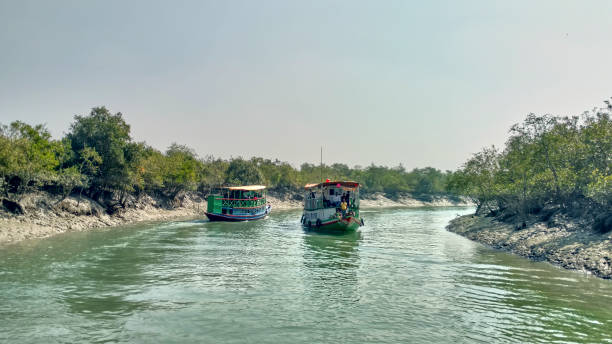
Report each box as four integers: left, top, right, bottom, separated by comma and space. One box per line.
1, 0, 611, 171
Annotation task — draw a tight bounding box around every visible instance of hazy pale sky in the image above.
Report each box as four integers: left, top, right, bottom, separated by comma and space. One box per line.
1, 0, 611, 171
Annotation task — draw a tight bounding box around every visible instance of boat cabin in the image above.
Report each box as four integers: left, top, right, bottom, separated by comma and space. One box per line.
301, 180, 363, 230
206, 185, 269, 219
304, 181, 360, 213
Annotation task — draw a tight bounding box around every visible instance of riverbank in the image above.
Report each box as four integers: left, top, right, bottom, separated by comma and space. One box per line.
0, 192, 207, 245
360, 193, 472, 208
269, 191, 472, 209
0, 191, 470, 245
446, 214, 612, 279
0, 192, 305, 245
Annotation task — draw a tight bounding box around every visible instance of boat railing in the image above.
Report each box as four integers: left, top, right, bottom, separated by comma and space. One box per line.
304, 198, 323, 210
304, 198, 360, 211
216, 198, 267, 209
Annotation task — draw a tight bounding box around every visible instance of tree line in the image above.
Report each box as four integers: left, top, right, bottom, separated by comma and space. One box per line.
448, 100, 611, 229
0, 107, 456, 209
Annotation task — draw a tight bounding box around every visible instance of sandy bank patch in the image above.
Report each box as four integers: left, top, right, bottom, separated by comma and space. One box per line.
361, 193, 472, 208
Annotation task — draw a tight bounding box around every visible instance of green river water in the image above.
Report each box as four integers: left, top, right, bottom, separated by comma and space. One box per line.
1, 207, 611, 343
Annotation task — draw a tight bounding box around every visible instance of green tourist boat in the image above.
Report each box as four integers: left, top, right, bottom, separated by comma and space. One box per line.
300, 180, 364, 231
205, 185, 271, 221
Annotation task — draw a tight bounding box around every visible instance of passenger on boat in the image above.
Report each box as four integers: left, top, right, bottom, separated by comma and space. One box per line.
341, 193, 349, 207
329, 189, 341, 206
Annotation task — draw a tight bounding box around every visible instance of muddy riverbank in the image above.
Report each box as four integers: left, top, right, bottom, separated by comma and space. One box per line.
0, 191, 470, 245
446, 214, 612, 279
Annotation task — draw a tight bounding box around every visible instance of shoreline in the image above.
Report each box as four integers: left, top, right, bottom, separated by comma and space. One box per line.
360, 193, 472, 208
0, 193, 470, 245
446, 214, 612, 279
0, 194, 207, 245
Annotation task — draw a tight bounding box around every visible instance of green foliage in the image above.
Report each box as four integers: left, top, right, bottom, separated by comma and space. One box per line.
410, 167, 449, 195
225, 158, 265, 186
163, 143, 201, 196
138, 146, 167, 192
199, 156, 229, 190
78, 146, 103, 176
588, 170, 612, 207
447, 146, 499, 212
453, 100, 612, 218
294, 162, 453, 196
56, 166, 88, 200
0, 105, 463, 205
0, 121, 72, 194
67, 107, 133, 191
252, 158, 299, 191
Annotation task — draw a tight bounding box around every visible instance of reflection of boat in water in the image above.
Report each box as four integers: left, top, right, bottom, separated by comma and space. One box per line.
301, 180, 364, 232
205, 185, 271, 221
301, 231, 361, 305
302, 231, 361, 270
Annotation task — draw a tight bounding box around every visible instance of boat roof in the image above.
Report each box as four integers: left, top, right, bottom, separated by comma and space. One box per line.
304, 181, 360, 189
222, 185, 267, 191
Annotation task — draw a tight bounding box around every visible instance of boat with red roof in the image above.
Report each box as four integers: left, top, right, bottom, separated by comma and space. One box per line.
301, 180, 364, 231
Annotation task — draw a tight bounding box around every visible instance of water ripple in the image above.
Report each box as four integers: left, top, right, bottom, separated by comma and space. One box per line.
1, 207, 611, 343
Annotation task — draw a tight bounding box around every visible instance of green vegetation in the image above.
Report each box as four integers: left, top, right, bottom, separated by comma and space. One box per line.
0, 106, 457, 212
4, 100, 608, 221
449, 100, 611, 231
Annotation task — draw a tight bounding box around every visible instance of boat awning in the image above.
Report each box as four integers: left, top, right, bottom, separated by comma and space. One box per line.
304, 181, 359, 189
223, 185, 267, 191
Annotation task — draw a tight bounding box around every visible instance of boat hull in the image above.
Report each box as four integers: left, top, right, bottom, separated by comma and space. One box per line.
303, 215, 362, 232
205, 211, 268, 222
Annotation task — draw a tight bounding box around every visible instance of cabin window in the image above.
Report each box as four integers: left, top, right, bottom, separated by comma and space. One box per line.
229, 209, 233, 215
222, 208, 227, 214
329, 189, 334, 195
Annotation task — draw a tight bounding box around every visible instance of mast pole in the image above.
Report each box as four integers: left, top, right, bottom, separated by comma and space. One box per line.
320, 146, 323, 182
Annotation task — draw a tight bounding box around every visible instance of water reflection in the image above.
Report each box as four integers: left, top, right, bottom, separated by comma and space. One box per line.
3, 208, 612, 344
302, 230, 361, 270
202, 218, 263, 240
301, 231, 361, 307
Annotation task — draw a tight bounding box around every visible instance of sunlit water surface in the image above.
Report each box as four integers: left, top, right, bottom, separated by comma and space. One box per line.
1, 207, 611, 343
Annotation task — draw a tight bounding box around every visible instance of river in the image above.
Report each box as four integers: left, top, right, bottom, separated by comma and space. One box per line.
1, 207, 611, 343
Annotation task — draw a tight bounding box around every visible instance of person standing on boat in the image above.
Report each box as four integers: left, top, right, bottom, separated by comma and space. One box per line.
330, 188, 341, 206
